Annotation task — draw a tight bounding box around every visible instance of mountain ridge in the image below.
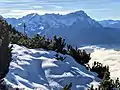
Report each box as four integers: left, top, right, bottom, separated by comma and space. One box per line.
5, 10, 120, 46
99, 20, 120, 29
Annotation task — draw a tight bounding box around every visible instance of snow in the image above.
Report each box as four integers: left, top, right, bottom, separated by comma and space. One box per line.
39, 26, 44, 30
5, 44, 100, 90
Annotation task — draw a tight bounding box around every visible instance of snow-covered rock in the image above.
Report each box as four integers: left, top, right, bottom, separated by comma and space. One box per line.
5, 44, 100, 90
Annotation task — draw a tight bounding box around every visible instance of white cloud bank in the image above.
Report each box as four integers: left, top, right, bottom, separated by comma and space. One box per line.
80, 45, 120, 79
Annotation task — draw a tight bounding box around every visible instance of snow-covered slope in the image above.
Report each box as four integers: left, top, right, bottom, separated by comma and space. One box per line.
99, 20, 120, 29
5, 44, 100, 90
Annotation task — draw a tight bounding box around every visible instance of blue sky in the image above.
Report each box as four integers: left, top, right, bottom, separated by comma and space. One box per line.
1, 0, 120, 20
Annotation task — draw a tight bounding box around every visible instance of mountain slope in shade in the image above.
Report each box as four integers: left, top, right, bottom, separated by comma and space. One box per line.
99, 20, 120, 29
6, 11, 120, 46
6, 11, 102, 36
5, 44, 100, 90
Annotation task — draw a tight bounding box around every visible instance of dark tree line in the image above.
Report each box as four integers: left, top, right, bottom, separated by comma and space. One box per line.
89, 78, 120, 90
9, 28, 91, 66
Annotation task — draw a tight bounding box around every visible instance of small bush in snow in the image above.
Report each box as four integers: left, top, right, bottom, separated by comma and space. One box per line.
55, 54, 66, 61
49, 35, 66, 53
90, 61, 110, 79
67, 44, 91, 65
63, 83, 72, 90
31, 34, 50, 49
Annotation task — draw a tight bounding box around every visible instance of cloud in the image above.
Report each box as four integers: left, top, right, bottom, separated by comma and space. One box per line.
0, 0, 120, 20
1, 9, 74, 18
53, 5, 63, 9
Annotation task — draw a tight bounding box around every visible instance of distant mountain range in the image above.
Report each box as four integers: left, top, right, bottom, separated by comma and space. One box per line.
99, 20, 120, 29
5, 10, 120, 46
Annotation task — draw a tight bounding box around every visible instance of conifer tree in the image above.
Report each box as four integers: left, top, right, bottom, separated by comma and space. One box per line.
0, 18, 12, 89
